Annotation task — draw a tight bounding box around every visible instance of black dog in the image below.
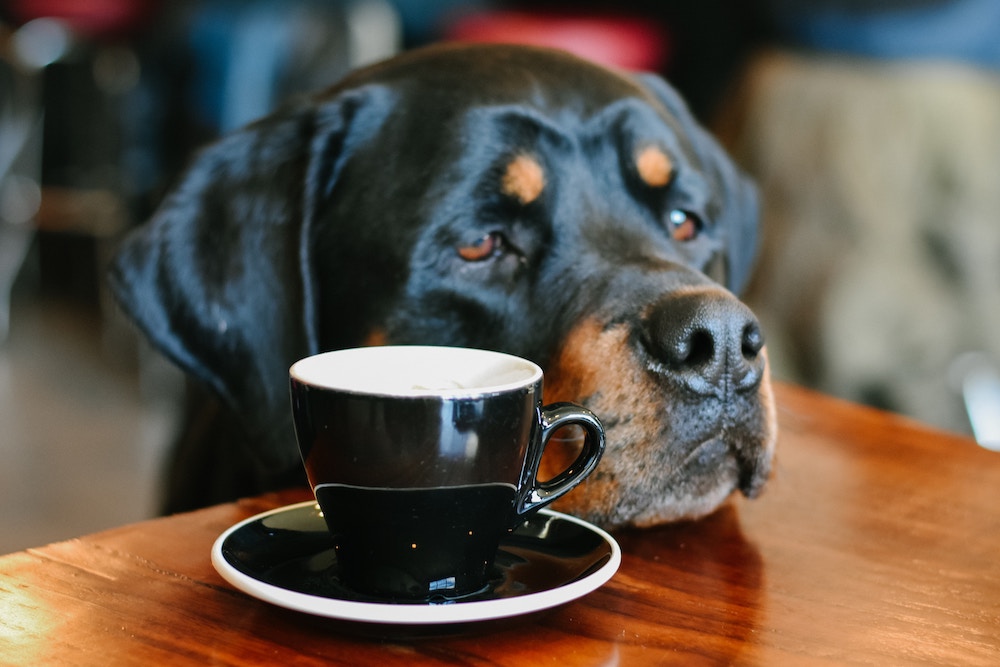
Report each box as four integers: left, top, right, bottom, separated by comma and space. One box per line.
111, 44, 776, 528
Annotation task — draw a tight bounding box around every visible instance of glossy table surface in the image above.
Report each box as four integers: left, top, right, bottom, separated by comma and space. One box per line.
3, 383, 1000, 665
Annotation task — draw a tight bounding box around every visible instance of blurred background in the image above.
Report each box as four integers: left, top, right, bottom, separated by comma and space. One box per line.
2, 0, 998, 553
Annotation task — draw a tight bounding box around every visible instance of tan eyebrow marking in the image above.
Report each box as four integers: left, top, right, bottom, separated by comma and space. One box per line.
636, 146, 673, 188
502, 154, 546, 204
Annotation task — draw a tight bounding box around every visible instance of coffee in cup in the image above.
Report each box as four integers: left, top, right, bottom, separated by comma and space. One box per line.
289, 346, 605, 602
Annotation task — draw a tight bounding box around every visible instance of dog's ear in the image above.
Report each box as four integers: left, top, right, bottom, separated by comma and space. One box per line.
635, 73, 760, 295
109, 85, 394, 470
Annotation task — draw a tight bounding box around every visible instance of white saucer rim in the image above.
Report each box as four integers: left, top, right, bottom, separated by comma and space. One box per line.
211, 500, 621, 625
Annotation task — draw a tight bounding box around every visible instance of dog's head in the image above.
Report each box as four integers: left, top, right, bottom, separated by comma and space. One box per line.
111, 44, 776, 528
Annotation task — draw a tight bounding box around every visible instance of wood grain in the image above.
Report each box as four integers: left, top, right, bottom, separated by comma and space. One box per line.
2, 383, 999, 665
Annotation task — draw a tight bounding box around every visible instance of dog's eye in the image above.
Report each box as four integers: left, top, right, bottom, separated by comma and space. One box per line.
669, 210, 701, 242
457, 232, 504, 261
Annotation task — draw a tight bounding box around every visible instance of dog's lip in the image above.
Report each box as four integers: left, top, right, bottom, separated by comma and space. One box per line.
676, 436, 770, 499
676, 437, 730, 472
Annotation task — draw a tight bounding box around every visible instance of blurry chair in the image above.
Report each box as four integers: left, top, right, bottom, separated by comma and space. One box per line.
0, 22, 44, 343
721, 1, 1000, 440
441, 9, 671, 71
182, 0, 400, 135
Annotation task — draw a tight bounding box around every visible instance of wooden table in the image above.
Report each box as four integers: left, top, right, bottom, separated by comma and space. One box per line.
3, 383, 1000, 665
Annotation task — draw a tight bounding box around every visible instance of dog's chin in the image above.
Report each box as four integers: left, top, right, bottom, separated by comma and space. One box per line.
552, 429, 770, 529
622, 438, 750, 528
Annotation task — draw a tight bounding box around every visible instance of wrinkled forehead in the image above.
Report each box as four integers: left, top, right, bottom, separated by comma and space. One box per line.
332, 44, 703, 206
359, 49, 691, 166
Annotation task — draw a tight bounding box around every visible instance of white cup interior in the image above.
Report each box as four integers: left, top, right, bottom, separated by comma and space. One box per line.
289, 346, 542, 396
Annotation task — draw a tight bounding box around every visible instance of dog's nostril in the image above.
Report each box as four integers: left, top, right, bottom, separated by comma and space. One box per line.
742, 322, 764, 360
680, 329, 715, 368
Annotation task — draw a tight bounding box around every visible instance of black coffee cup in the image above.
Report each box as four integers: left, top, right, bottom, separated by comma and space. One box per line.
289, 346, 605, 602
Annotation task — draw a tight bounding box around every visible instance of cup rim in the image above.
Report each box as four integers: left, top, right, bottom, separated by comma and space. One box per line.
289, 346, 543, 398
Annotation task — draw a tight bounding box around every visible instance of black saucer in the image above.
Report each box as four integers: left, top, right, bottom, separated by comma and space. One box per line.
212, 501, 620, 625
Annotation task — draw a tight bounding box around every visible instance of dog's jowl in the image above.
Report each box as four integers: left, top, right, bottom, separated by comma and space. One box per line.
110, 43, 776, 528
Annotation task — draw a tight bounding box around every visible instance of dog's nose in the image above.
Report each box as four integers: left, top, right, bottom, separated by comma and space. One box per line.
642, 290, 765, 396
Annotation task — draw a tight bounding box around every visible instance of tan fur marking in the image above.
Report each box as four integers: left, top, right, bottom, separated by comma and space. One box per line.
502, 154, 546, 204
540, 318, 662, 524
636, 146, 673, 188
754, 348, 779, 485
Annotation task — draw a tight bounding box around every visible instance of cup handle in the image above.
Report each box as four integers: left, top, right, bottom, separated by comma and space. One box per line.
517, 402, 606, 517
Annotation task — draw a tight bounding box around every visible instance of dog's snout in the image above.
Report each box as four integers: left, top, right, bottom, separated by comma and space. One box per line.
642, 291, 765, 396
